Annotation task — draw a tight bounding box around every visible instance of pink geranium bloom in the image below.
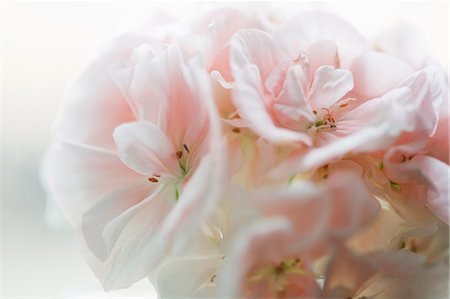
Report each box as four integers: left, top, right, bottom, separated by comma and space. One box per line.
382, 151, 449, 225
218, 173, 379, 298
40, 8, 449, 299
229, 12, 444, 171
44, 43, 227, 290
220, 218, 321, 298
357, 87, 449, 225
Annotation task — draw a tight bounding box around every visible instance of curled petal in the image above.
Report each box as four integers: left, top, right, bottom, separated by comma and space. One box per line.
308, 65, 354, 110
87, 186, 175, 291
231, 29, 287, 82
232, 64, 312, 145
113, 121, 179, 177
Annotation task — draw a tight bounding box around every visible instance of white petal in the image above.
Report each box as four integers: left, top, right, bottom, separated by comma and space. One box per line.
155, 255, 221, 298
160, 140, 228, 254
275, 12, 369, 68
350, 51, 414, 99
81, 184, 156, 261
113, 121, 179, 176
54, 34, 149, 149
308, 65, 354, 110
41, 141, 144, 226
92, 186, 175, 291
231, 29, 286, 81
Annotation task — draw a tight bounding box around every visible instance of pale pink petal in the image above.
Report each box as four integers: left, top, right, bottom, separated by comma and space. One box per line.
274, 12, 369, 68
324, 249, 448, 299
162, 49, 209, 148
155, 255, 220, 298
360, 251, 449, 299
255, 172, 379, 258
273, 64, 315, 132
301, 87, 415, 170
252, 138, 279, 186
159, 140, 228, 254
383, 142, 431, 184
210, 70, 235, 119
307, 40, 340, 73
346, 209, 404, 255
327, 159, 363, 178
187, 8, 268, 81
113, 45, 212, 152
82, 184, 156, 261
217, 218, 317, 298
113, 121, 179, 177
41, 141, 145, 226
255, 183, 332, 249
410, 156, 450, 224
427, 115, 449, 164
265, 60, 293, 99
397, 66, 446, 136
350, 51, 414, 99
89, 186, 175, 291
322, 247, 377, 299
324, 173, 380, 238
111, 43, 169, 124
375, 23, 429, 70
308, 65, 354, 110
231, 29, 287, 82
54, 34, 152, 149
232, 64, 312, 145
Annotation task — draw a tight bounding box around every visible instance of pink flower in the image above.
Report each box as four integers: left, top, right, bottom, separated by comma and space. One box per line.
218, 173, 379, 298
41, 7, 449, 299
382, 151, 449, 224
219, 218, 321, 299
44, 43, 227, 290
230, 12, 444, 171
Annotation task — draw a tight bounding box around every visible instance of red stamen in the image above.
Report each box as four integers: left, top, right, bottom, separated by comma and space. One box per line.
321, 108, 336, 124
183, 144, 190, 153
176, 151, 183, 159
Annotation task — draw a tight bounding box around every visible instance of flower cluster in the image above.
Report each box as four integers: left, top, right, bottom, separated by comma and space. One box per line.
43, 8, 449, 299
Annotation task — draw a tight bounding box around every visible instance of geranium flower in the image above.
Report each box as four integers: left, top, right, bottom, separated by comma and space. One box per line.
218, 173, 379, 298
41, 7, 449, 299
229, 12, 444, 171
44, 44, 227, 290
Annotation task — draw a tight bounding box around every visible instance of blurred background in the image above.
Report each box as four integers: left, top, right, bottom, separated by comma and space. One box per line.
1, 1, 448, 298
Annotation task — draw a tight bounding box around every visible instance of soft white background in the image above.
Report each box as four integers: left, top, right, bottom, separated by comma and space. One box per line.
1, 1, 448, 298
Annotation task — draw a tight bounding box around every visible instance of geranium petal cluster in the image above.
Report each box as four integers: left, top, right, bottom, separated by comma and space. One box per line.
42, 8, 449, 299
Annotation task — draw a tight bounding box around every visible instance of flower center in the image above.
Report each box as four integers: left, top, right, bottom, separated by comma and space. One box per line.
310, 108, 337, 132
248, 258, 309, 297
314, 108, 337, 129
147, 143, 191, 184
309, 98, 356, 133
177, 143, 190, 176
